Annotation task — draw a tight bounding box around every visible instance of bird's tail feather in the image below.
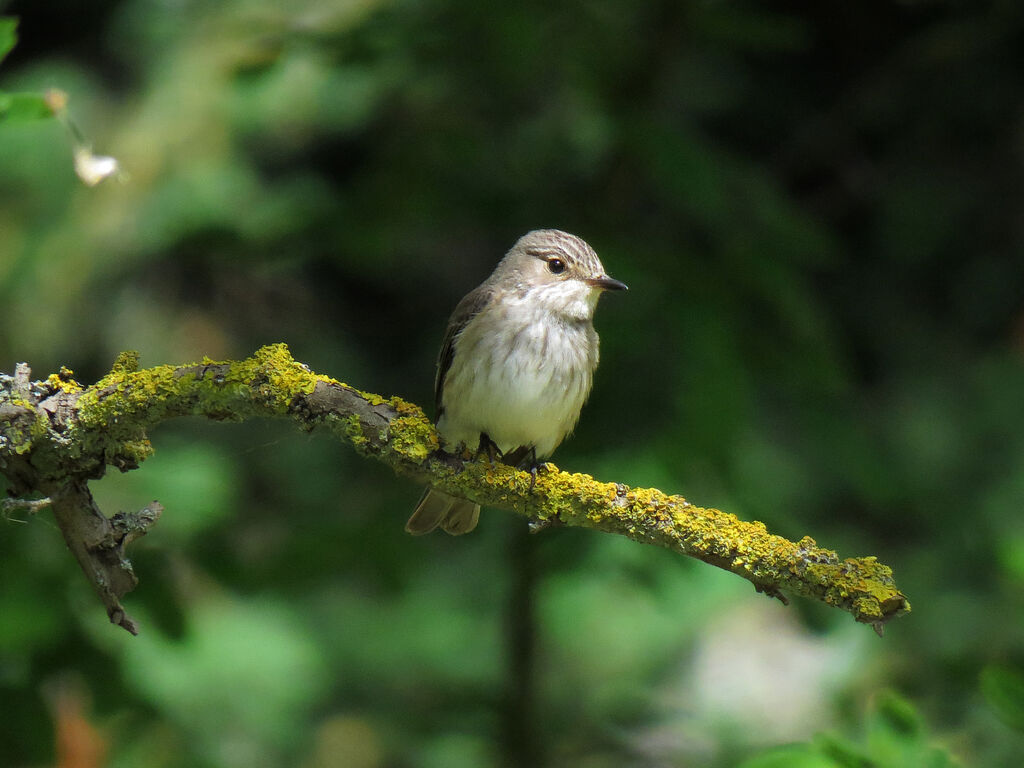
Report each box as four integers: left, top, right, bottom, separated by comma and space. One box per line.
405, 488, 480, 536
439, 499, 480, 535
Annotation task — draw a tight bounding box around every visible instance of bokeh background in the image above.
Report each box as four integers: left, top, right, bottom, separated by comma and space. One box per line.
2, 1, 1024, 766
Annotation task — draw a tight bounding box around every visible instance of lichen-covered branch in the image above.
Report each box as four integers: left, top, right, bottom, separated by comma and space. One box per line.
0, 344, 910, 634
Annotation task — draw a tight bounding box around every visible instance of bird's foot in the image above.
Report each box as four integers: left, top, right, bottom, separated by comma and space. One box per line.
477, 433, 501, 464
483, 443, 547, 490
522, 448, 546, 492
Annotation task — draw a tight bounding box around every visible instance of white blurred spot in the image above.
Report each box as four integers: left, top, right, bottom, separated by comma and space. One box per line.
73, 147, 121, 187
686, 601, 859, 739
630, 599, 869, 764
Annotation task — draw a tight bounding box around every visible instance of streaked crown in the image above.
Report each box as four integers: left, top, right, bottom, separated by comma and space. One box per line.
493, 229, 625, 291
516, 229, 605, 278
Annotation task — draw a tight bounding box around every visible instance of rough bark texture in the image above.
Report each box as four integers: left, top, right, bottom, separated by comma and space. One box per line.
0, 344, 910, 635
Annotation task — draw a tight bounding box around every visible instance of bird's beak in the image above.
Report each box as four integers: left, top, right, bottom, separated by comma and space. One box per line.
586, 275, 629, 292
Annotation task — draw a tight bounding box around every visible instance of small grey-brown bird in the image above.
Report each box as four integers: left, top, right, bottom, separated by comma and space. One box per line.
405, 229, 626, 535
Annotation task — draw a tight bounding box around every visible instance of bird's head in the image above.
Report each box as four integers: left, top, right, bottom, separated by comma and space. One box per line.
499, 229, 627, 321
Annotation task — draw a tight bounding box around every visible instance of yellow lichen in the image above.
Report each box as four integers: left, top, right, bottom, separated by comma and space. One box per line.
109, 350, 140, 374
44, 372, 83, 394
2, 346, 911, 629
387, 415, 438, 463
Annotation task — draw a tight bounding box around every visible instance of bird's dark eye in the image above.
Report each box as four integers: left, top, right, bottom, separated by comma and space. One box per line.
547, 258, 566, 274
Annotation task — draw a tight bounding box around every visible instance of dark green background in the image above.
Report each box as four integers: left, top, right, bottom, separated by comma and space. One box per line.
2, 1, 1023, 766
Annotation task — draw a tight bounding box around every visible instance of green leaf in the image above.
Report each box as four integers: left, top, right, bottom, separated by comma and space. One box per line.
813, 733, 874, 768
0, 18, 58, 123
873, 689, 923, 737
0, 91, 52, 122
0, 17, 16, 64
737, 744, 840, 768
981, 663, 1024, 732
865, 691, 962, 768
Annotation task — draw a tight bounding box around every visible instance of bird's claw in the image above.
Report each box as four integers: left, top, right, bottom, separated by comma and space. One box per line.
477, 433, 501, 464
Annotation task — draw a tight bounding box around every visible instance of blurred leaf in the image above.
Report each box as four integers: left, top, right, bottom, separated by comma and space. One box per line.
0, 16, 16, 64
301, 716, 383, 768
121, 597, 329, 763
872, 689, 923, 737
2, 16, 58, 123
981, 664, 1024, 733
0, 91, 52, 121
0, 588, 63, 654
866, 691, 960, 768
737, 694, 962, 768
737, 743, 839, 768
997, 532, 1024, 583
812, 733, 874, 768
417, 733, 493, 768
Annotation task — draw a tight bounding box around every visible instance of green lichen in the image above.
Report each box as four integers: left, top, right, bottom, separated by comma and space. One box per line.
420, 458, 910, 627
109, 350, 140, 374
2, 397, 49, 455
76, 344, 314, 432
70, 345, 323, 469
108, 438, 155, 468
1, 345, 911, 630
344, 414, 369, 450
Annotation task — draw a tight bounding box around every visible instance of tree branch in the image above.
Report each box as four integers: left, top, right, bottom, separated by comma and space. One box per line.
0, 344, 910, 634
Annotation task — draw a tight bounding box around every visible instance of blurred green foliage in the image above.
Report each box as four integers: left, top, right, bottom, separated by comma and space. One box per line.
0, 17, 49, 120
739, 692, 962, 768
1, 0, 1024, 766
981, 664, 1024, 735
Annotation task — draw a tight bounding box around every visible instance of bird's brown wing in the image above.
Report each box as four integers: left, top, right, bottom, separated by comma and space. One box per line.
434, 283, 495, 418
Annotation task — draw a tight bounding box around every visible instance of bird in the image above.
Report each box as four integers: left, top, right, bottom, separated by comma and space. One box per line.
405, 229, 627, 535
